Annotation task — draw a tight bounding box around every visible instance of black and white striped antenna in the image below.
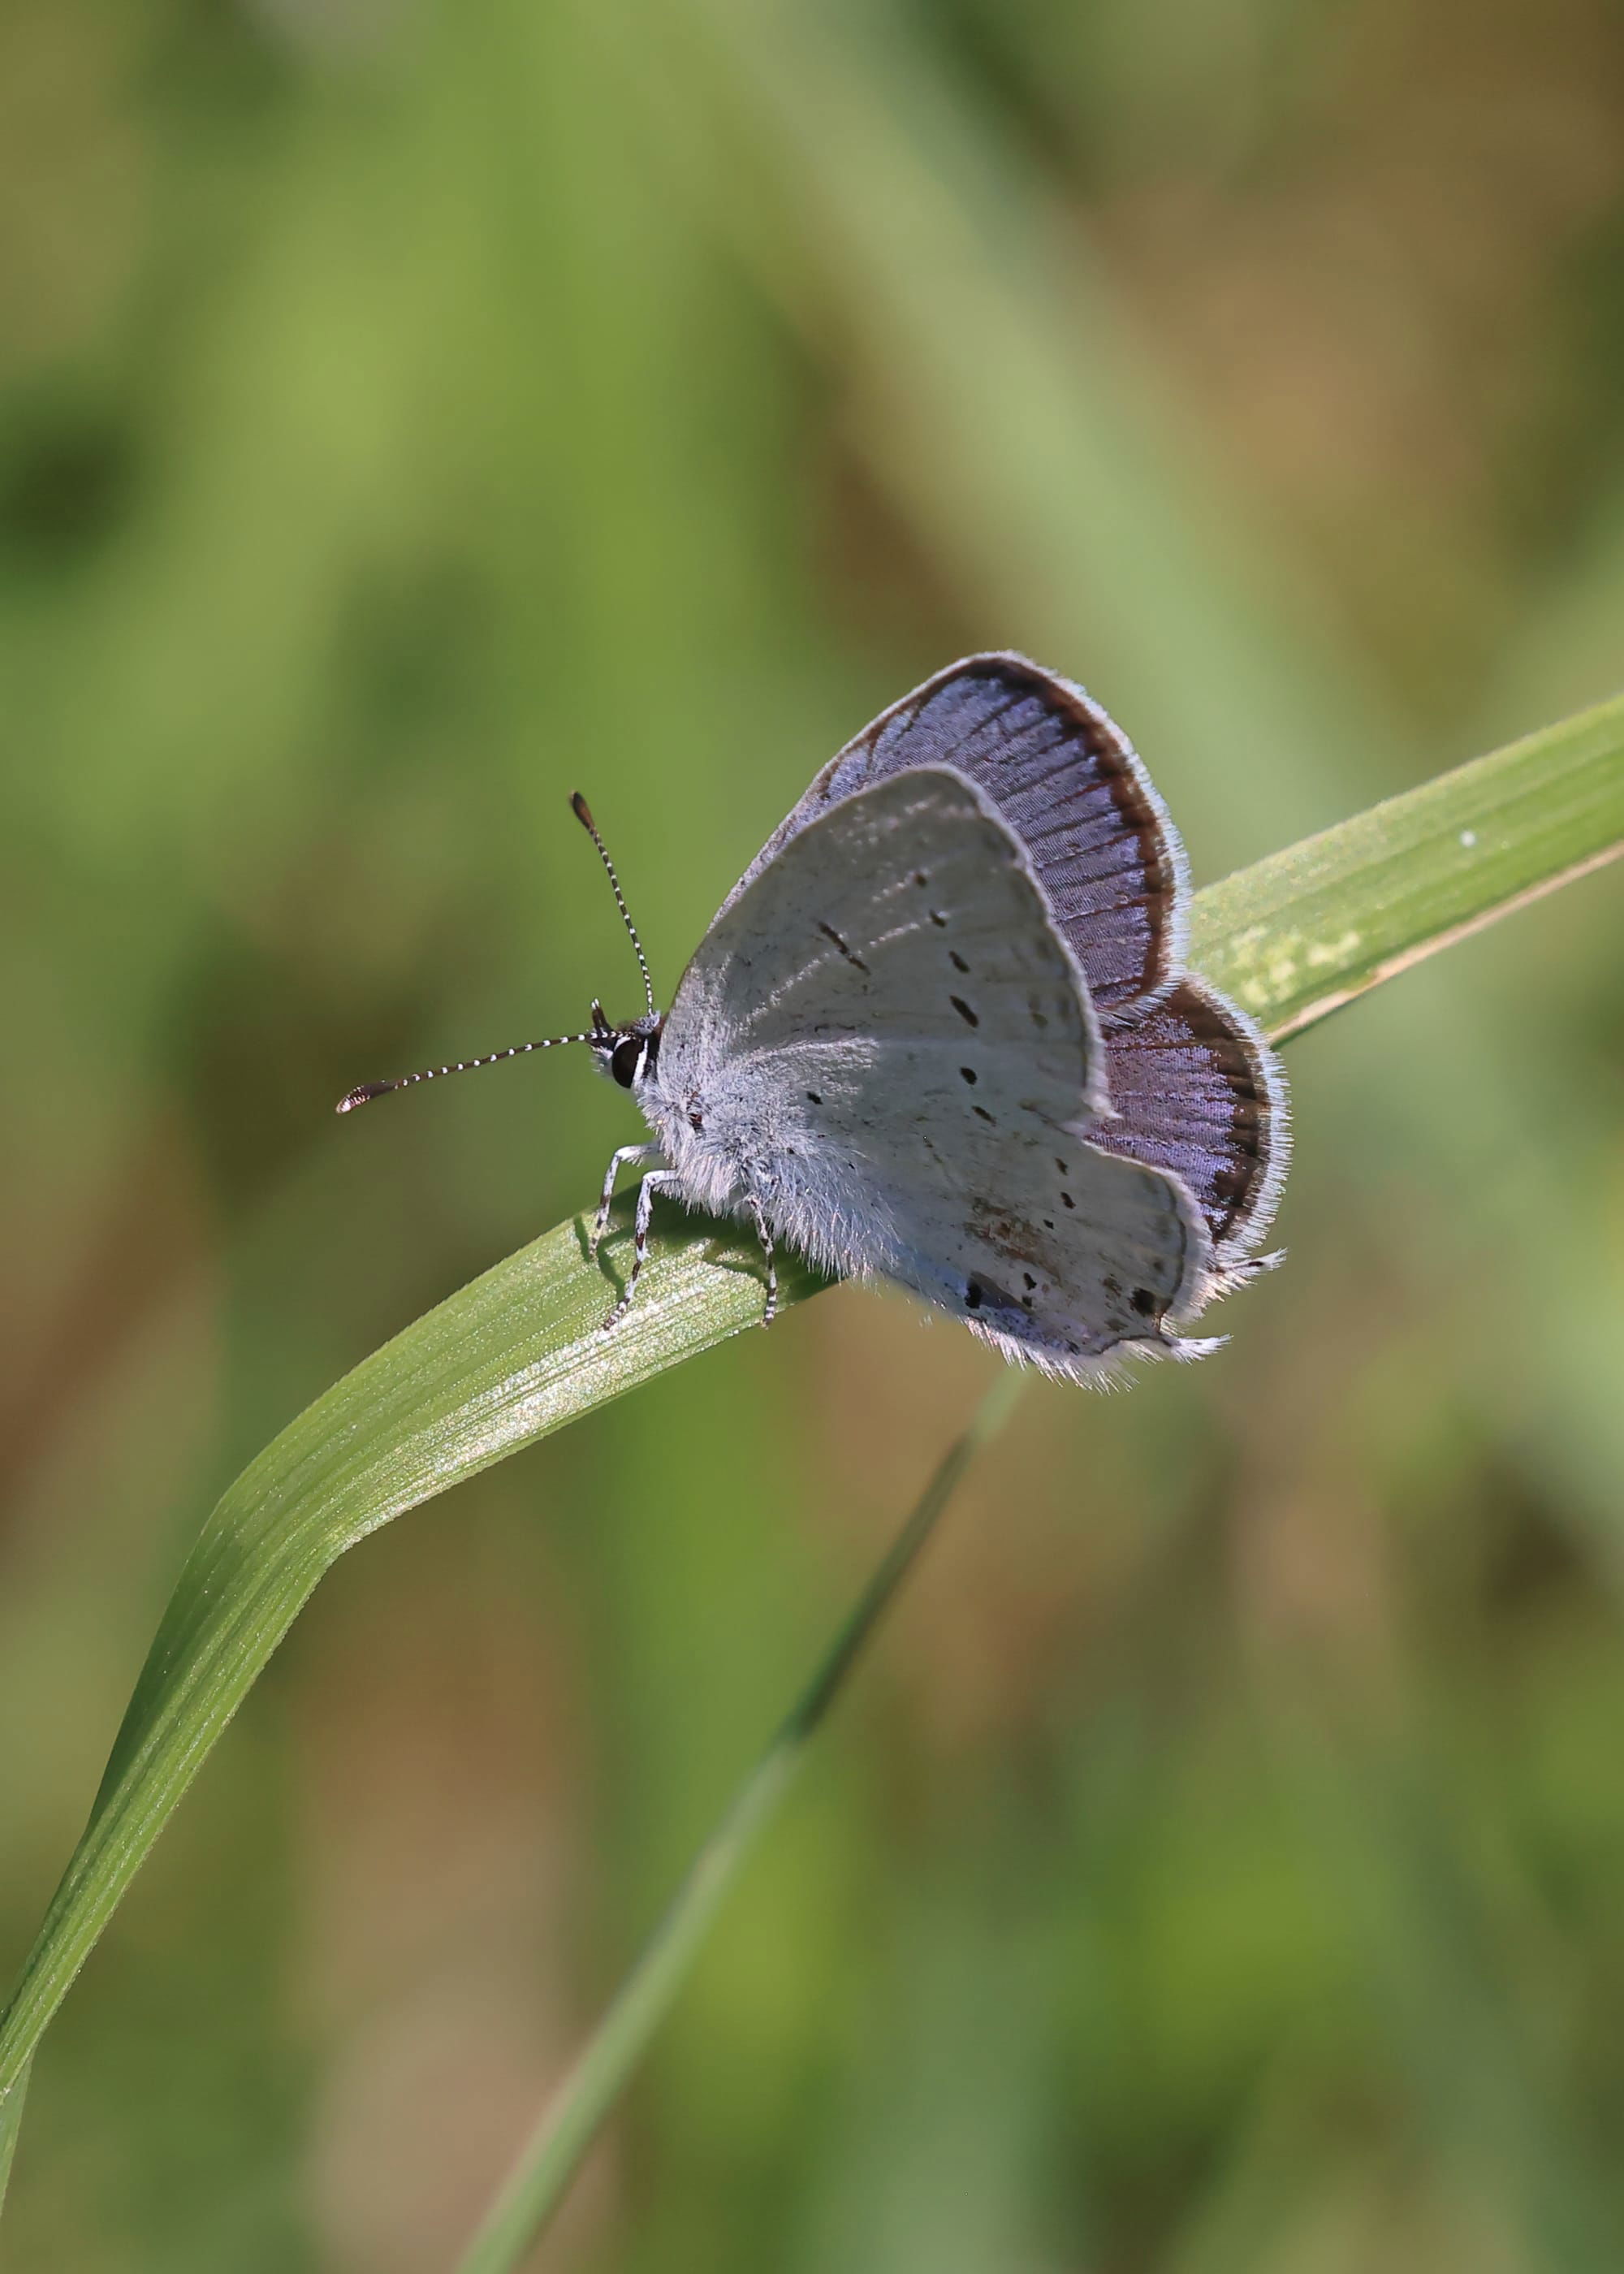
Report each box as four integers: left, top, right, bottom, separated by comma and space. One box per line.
335, 792, 654, 1113
335, 1028, 600, 1113
570, 790, 655, 1018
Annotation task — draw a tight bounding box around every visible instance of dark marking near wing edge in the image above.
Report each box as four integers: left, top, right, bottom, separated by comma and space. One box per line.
973, 1105, 995, 1123
1131, 1287, 1157, 1316
959, 1066, 978, 1085
929, 909, 948, 927
806, 1089, 823, 1104
1054, 1157, 1069, 1174
818, 920, 869, 973
959, 1263, 1027, 1320
1022, 1272, 1037, 1290
914, 871, 929, 887
948, 949, 970, 973
949, 994, 978, 1028
1060, 1191, 1075, 1208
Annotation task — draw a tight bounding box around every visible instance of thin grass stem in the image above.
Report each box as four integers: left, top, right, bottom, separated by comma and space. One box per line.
451, 1369, 1026, 2274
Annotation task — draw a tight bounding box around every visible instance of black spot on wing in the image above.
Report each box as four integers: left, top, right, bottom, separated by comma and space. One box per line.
963, 1272, 1026, 1321
817, 920, 870, 974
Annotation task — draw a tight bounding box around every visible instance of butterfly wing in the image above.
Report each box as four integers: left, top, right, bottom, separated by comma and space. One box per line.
659, 767, 1215, 1376
1086, 978, 1290, 1277
720, 652, 1288, 1278
719, 652, 1190, 1023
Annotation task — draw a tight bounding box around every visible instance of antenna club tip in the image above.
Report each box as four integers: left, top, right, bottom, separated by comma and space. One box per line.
570, 790, 595, 830
336, 1081, 392, 1113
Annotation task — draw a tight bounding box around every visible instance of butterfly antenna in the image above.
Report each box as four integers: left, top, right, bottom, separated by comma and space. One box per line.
335, 1030, 597, 1113
572, 791, 656, 1018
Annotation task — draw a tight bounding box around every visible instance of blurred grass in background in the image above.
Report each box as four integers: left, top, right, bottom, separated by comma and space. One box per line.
2, 1, 1622, 2268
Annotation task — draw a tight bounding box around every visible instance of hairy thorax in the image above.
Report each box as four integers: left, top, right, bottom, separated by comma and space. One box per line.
635, 1062, 755, 1222
643, 1043, 908, 1282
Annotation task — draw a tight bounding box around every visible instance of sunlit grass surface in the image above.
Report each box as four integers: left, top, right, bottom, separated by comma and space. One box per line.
2, 2, 1624, 2268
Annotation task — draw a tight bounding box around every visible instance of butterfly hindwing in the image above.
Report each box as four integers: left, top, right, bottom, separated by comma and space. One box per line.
1083, 978, 1289, 1273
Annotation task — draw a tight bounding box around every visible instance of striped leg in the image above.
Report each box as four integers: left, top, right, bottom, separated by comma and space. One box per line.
591, 1142, 664, 1256
747, 1197, 778, 1327
603, 1169, 680, 1330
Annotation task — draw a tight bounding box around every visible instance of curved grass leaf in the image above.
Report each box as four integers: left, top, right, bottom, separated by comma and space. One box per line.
0, 696, 1620, 2190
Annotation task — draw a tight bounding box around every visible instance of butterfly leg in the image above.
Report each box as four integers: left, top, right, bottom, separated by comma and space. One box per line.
603, 1168, 680, 1331
590, 1142, 664, 1257
746, 1197, 778, 1327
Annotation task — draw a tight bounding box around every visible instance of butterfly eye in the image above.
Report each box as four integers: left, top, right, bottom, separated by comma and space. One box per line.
610, 1036, 642, 1088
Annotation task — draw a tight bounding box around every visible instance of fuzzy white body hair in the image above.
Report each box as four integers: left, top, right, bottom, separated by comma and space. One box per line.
633, 1029, 905, 1285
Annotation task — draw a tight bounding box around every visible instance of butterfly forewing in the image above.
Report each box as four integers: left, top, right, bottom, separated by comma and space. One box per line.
661, 767, 1211, 1373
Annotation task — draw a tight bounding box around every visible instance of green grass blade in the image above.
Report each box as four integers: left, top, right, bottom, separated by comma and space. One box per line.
0, 2056, 24, 2221
0, 1212, 827, 2120
1192, 693, 1624, 1040
0, 700, 1619, 2158
453, 1369, 1026, 2274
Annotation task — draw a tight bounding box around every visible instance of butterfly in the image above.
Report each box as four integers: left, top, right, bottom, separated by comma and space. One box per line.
340, 655, 1289, 1381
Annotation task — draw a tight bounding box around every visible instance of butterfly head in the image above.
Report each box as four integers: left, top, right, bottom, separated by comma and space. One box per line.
589, 1001, 663, 1091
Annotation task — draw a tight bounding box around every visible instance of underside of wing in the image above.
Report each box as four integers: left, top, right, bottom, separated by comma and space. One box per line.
720, 653, 1190, 1023
663, 767, 1214, 1376
719, 653, 1290, 1287
1091, 979, 1291, 1275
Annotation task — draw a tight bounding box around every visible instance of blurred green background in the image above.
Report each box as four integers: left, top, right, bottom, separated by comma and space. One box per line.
3, 1, 1624, 2268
